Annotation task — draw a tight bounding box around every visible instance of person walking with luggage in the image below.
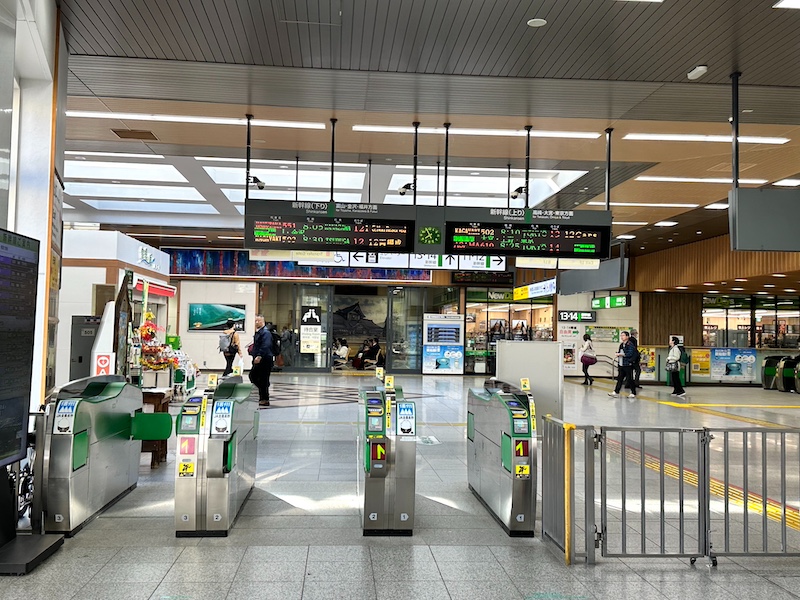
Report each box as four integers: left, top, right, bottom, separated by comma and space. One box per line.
220, 319, 241, 377
667, 336, 686, 397
249, 314, 275, 407
609, 331, 637, 398
579, 333, 596, 385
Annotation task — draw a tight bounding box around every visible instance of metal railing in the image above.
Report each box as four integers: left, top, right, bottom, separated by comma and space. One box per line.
542, 418, 800, 566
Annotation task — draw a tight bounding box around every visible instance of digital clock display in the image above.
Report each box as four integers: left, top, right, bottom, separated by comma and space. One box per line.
445, 222, 610, 258
247, 216, 415, 252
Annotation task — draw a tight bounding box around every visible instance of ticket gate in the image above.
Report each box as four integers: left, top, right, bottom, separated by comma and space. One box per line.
42, 378, 173, 535
174, 381, 257, 537
357, 384, 417, 535
776, 357, 799, 392
467, 379, 536, 536
762, 356, 790, 390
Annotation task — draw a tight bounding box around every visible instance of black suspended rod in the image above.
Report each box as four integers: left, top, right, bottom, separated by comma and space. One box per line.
330, 118, 337, 202
436, 160, 441, 205
443, 123, 451, 207
412, 121, 420, 207
295, 155, 299, 202
731, 72, 741, 191
367, 158, 372, 204
507, 163, 512, 209
524, 125, 532, 208
245, 114, 253, 206
605, 127, 614, 211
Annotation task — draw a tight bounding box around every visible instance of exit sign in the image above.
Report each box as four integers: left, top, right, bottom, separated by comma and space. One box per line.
592, 295, 631, 309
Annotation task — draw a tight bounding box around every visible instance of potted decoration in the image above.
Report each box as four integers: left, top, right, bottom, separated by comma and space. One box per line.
138, 312, 177, 388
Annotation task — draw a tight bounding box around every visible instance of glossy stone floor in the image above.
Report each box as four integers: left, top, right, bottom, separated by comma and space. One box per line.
6, 373, 800, 600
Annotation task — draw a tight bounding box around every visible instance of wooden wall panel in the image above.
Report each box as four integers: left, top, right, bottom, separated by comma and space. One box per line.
635, 234, 800, 291
640, 292, 703, 347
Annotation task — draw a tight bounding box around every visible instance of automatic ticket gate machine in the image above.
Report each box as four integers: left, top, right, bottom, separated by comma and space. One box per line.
358, 376, 417, 535
776, 357, 799, 393
467, 379, 537, 536
174, 381, 257, 537
42, 378, 173, 535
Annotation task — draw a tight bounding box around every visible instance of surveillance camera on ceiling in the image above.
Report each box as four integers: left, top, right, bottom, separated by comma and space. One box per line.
398, 182, 414, 196
250, 176, 266, 190
510, 186, 527, 200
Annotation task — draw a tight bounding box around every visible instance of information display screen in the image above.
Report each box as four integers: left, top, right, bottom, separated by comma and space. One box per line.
248, 216, 414, 252
0, 229, 39, 468
445, 222, 610, 258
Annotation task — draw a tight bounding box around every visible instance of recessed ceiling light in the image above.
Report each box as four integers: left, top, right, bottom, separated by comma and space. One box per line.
527, 18, 547, 27
587, 201, 699, 208
735, 278, 747, 282
742, 109, 754, 113
705, 203, 729, 210
613, 221, 648, 226
732, 287, 744, 291
655, 289, 667, 292
352, 125, 600, 139
704, 283, 715, 286
696, 231, 702, 234
66, 110, 327, 130
111, 180, 120, 184
773, 274, 787, 277
687, 65, 709, 80
676, 286, 688, 290
655, 221, 678, 227
623, 133, 789, 144
765, 284, 776, 288
708, 290, 720, 294
774, 179, 800, 187
785, 289, 798, 293
640, 246, 645, 250
280, 166, 289, 169
757, 291, 769, 295
774, 0, 800, 8
637, 176, 768, 185
470, 172, 480, 175
616, 234, 636, 240
668, 239, 674, 242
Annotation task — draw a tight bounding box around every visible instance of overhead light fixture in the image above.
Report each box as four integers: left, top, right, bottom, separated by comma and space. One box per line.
731, 287, 744, 291
66, 110, 327, 130
527, 18, 547, 27
696, 231, 702, 235
765, 284, 776, 288
705, 203, 729, 210
64, 151, 165, 159
352, 125, 601, 139
786, 288, 798, 293
218, 235, 245, 240
135, 233, 207, 239
655, 289, 667, 292
676, 286, 688, 290
735, 278, 747, 282
774, 0, 800, 8
654, 221, 678, 227
587, 201, 699, 208
708, 290, 720, 294
704, 283, 715, 286
616, 234, 636, 240
636, 176, 768, 184
613, 221, 648, 226
774, 273, 787, 278
774, 179, 800, 187
757, 291, 769, 295
622, 133, 789, 145
687, 65, 709, 81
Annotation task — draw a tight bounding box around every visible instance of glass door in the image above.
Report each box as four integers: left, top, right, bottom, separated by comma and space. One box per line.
293, 284, 333, 372
386, 287, 424, 373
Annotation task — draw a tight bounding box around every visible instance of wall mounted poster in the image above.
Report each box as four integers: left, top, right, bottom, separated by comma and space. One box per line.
638, 347, 657, 381
584, 326, 624, 343
558, 323, 581, 375
710, 348, 757, 381
188, 304, 246, 331
692, 349, 711, 376
422, 313, 464, 374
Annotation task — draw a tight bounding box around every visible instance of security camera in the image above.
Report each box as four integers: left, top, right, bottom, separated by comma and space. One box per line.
250, 176, 266, 190
398, 182, 414, 196
511, 186, 526, 200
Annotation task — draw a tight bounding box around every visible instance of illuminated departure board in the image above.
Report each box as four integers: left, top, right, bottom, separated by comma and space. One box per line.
249, 216, 414, 252
445, 222, 610, 259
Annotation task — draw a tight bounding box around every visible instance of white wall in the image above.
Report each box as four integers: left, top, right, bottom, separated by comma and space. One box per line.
557, 291, 640, 378
55, 266, 105, 386
179, 281, 258, 371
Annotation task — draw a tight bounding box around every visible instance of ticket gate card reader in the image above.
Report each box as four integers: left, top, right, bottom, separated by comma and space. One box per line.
467, 382, 537, 536
175, 381, 257, 537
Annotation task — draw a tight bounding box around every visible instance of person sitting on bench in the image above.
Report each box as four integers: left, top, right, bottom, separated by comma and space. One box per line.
333, 338, 350, 369
362, 338, 382, 369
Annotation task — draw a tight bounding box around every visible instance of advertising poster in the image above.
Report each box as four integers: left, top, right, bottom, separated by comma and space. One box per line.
711, 348, 757, 381
422, 314, 464, 374
188, 303, 246, 331
584, 326, 623, 343
300, 305, 322, 354
423, 345, 464, 374
558, 324, 581, 375
691, 349, 711, 376
638, 347, 657, 381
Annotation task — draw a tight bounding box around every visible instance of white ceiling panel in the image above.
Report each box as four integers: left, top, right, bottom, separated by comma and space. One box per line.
203, 166, 365, 189
81, 200, 218, 213
64, 182, 205, 201
64, 160, 186, 182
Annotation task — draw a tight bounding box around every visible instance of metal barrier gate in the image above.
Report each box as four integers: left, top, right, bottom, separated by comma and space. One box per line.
542, 416, 800, 566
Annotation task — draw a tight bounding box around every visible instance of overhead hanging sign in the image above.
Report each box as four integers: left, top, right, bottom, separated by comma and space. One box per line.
513, 278, 557, 301
457, 255, 506, 271
591, 295, 631, 309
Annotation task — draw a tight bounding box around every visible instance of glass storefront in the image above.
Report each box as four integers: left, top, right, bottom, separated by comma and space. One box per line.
702, 295, 800, 349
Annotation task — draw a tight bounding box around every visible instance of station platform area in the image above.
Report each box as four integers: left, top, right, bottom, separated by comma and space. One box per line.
8, 375, 800, 600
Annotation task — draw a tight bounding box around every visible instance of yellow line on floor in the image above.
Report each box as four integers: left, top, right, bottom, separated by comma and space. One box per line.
662, 403, 800, 409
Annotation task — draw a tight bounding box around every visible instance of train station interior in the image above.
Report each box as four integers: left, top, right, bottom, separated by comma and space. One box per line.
5, 1, 800, 599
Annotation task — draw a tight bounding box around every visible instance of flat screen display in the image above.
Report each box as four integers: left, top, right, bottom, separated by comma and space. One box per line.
513, 419, 529, 434
248, 216, 414, 252
506, 400, 522, 408
367, 396, 383, 405
0, 229, 40, 468
445, 222, 610, 258
181, 415, 198, 430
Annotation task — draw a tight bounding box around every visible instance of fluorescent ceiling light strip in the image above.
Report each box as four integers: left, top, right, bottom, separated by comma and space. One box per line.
352, 125, 600, 139
66, 111, 326, 130
612, 221, 648, 225
587, 201, 699, 208
194, 157, 368, 168
774, 1, 800, 8
774, 179, 800, 187
135, 233, 207, 239
704, 203, 729, 210
636, 176, 768, 184
65, 151, 165, 159
623, 133, 789, 144
218, 236, 244, 240
397, 165, 529, 174
616, 234, 636, 239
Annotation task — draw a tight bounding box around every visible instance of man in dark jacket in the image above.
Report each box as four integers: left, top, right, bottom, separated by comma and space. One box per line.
249, 314, 274, 407
609, 331, 638, 398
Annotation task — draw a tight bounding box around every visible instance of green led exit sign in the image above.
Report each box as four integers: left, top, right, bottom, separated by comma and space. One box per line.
592, 295, 631, 309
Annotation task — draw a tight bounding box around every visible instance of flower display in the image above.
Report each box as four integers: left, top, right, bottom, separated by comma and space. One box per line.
137, 312, 177, 370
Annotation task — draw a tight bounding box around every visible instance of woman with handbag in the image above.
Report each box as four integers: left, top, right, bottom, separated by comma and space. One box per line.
580, 334, 596, 385
667, 336, 686, 397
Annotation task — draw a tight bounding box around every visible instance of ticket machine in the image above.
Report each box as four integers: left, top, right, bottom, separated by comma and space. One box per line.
467, 379, 536, 536
357, 379, 416, 535
174, 381, 257, 536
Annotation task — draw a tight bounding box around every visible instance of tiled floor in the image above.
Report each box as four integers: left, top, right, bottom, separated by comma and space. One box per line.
8, 373, 800, 599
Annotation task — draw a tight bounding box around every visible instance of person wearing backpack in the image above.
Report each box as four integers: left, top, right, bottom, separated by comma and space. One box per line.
667, 336, 686, 397
220, 319, 241, 377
